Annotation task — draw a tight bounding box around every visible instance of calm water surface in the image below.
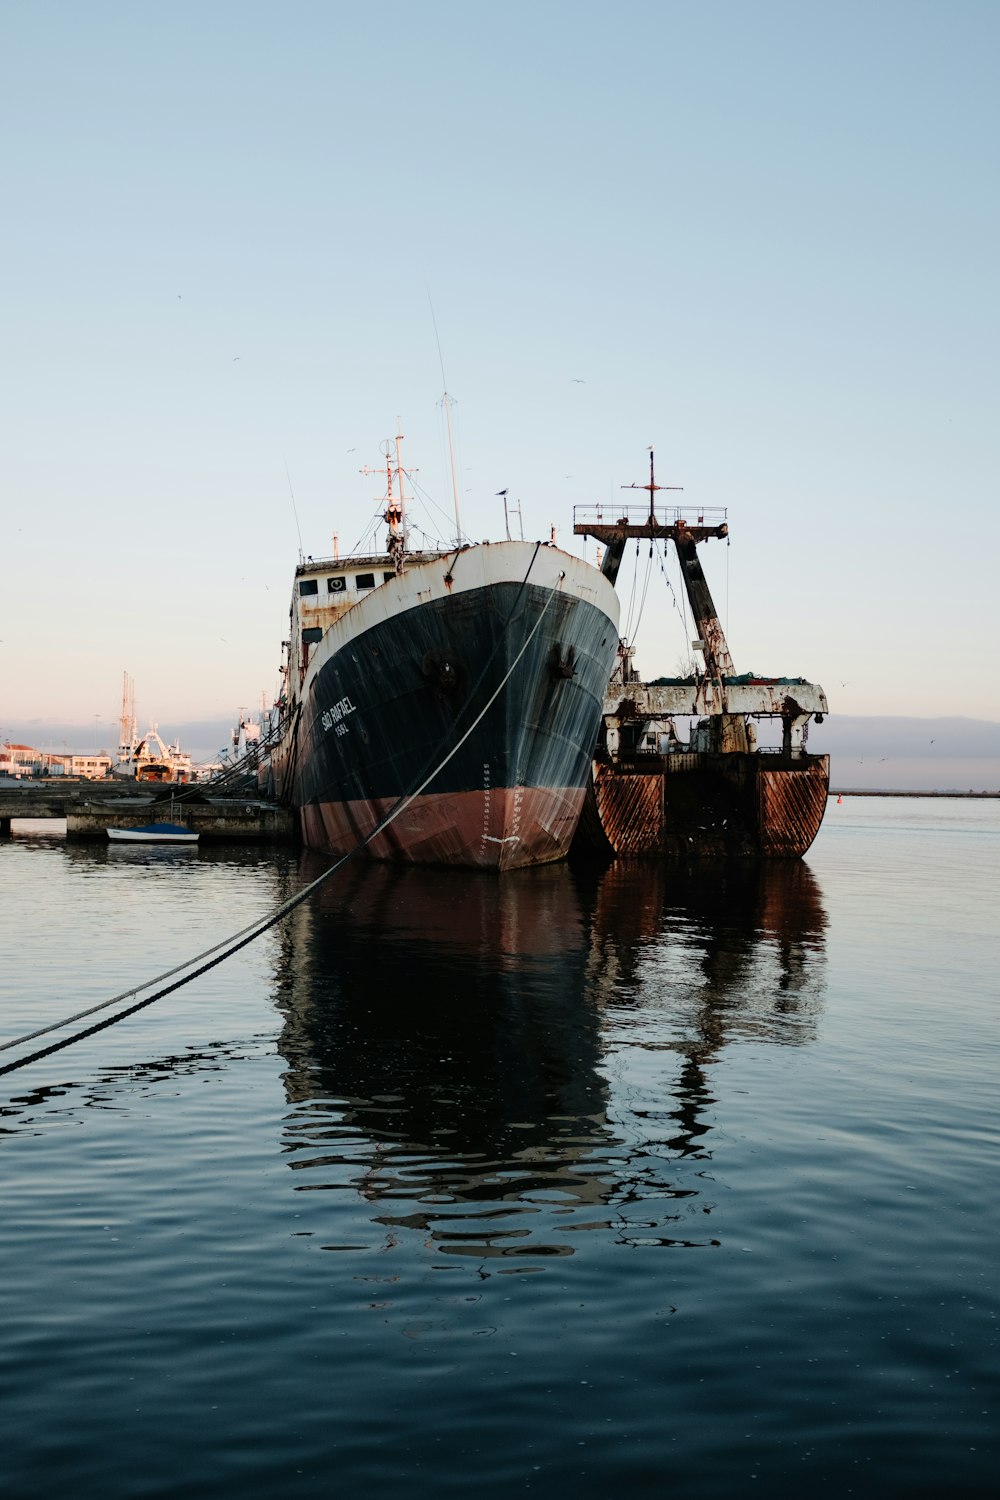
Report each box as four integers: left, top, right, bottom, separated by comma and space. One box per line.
1, 798, 998, 1497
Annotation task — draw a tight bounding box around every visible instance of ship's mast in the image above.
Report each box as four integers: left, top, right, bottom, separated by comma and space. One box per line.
118, 671, 136, 757
573, 450, 747, 750
606, 447, 685, 589
576, 450, 733, 676
385, 421, 407, 575
627, 448, 684, 527
362, 422, 418, 573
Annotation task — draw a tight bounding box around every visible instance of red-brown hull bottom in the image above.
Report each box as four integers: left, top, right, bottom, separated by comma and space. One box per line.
300, 785, 588, 870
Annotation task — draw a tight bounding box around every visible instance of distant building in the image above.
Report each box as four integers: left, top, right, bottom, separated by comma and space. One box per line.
0, 744, 112, 779
65, 753, 113, 779
0, 743, 41, 778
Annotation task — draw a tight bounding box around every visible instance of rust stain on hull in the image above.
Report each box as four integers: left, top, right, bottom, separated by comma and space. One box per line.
757, 760, 830, 857
589, 768, 664, 856
577, 753, 830, 861
301, 784, 587, 870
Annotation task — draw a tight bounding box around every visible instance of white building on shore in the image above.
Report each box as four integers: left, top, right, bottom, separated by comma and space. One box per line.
0, 743, 112, 779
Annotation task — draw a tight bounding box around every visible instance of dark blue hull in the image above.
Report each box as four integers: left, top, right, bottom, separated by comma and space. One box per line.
286, 576, 618, 868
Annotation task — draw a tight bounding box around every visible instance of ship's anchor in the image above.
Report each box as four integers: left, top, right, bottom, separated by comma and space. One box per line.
548, 642, 577, 680
421, 648, 465, 696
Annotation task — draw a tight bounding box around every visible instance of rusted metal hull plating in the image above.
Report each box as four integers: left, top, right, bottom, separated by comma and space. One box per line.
574, 752, 830, 861
573, 457, 830, 860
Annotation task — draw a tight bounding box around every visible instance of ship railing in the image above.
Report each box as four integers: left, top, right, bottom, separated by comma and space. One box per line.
573, 502, 728, 529
296, 546, 450, 575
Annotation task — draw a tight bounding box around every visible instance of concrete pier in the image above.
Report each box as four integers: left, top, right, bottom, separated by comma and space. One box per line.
0, 780, 295, 842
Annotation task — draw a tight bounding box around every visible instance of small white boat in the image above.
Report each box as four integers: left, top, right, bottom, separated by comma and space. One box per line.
106, 822, 199, 844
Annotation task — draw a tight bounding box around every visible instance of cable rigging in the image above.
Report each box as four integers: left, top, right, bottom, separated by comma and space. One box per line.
1, 546, 556, 1079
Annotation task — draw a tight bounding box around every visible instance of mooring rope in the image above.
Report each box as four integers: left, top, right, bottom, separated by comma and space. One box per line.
0, 545, 559, 1078
144, 708, 290, 811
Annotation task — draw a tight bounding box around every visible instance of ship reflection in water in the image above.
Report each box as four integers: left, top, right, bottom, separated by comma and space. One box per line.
274, 855, 827, 1266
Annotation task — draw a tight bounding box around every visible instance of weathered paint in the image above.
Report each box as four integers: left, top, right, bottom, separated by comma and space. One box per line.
756, 759, 830, 857
607, 681, 829, 719
302, 784, 587, 870
573, 468, 830, 861
277, 540, 621, 871
575, 752, 830, 860
589, 767, 664, 856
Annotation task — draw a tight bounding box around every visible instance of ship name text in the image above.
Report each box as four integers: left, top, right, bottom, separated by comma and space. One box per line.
322, 697, 357, 735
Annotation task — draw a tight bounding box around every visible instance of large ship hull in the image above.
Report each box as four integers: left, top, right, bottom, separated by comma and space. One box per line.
277, 542, 620, 870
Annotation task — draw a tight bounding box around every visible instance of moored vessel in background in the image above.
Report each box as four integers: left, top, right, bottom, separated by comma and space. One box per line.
269, 430, 620, 870
112, 673, 196, 784
212, 703, 276, 792
113, 727, 195, 784
572, 453, 830, 859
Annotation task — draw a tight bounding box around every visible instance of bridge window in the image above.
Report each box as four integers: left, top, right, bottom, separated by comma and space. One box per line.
356, 573, 376, 590
327, 576, 346, 594
298, 579, 319, 597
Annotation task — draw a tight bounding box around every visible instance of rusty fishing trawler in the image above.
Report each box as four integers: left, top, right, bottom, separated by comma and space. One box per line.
572, 452, 830, 859
112, 672, 196, 784
269, 430, 620, 869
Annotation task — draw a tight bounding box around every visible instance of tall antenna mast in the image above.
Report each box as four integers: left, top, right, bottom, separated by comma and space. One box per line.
622, 446, 683, 525
440, 391, 462, 543
282, 454, 305, 564
427, 291, 463, 542
394, 418, 408, 520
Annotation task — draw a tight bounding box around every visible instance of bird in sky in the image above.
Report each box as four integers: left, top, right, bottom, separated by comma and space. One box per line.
571, 378, 586, 383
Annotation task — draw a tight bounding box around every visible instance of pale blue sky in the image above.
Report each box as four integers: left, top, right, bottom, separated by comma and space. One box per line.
3, 0, 998, 736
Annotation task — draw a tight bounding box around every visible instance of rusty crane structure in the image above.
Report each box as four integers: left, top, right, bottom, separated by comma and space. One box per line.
572, 452, 830, 858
